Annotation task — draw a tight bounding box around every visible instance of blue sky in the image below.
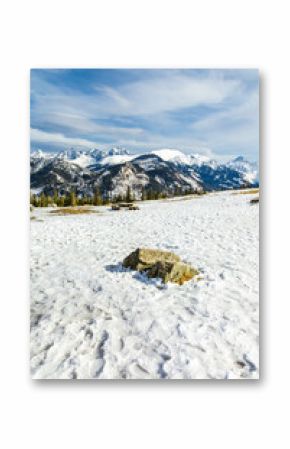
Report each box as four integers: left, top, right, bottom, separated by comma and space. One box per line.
30, 69, 259, 161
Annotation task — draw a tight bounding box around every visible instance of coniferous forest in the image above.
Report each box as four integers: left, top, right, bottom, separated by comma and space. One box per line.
30, 186, 203, 207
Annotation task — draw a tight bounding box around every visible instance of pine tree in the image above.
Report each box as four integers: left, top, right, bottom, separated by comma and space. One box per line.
141, 186, 146, 201
40, 192, 48, 207
69, 191, 77, 207
53, 190, 59, 205
63, 194, 69, 206
59, 196, 65, 207
102, 192, 110, 205
40, 192, 44, 207
126, 186, 132, 203
93, 187, 102, 206
31, 194, 38, 207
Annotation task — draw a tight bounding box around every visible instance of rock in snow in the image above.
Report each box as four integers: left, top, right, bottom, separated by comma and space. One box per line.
250, 197, 259, 204
123, 248, 181, 271
123, 248, 198, 284
146, 261, 198, 285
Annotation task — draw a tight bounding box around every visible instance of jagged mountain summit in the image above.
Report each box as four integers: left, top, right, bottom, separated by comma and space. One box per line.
30, 147, 259, 198
225, 156, 259, 185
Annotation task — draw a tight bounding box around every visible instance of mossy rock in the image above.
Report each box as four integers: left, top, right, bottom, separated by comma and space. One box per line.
123, 248, 198, 285
123, 248, 180, 271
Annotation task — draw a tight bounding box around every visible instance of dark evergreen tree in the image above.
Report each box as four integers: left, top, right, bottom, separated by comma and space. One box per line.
102, 192, 110, 205
141, 186, 146, 201
69, 191, 77, 207
31, 194, 38, 207
40, 192, 48, 207
53, 190, 59, 205
93, 187, 102, 206
64, 193, 70, 206
126, 186, 132, 203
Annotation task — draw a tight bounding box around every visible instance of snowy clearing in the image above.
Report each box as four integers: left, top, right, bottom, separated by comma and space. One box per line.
30, 191, 259, 379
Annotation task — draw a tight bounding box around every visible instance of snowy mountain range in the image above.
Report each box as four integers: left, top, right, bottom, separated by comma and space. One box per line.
30, 147, 259, 198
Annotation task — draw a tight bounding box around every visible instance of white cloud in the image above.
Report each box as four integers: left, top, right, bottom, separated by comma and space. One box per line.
32, 71, 242, 123
37, 111, 144, 137
30, 128, 98, 149
191, 91, 258, 131
95, 73, 241, 116
190, 91, 259, 159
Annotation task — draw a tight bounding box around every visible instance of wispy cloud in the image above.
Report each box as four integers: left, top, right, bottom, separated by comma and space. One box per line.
191, 91, 258, 130
30, 128, 98, 149
190, 91, 259, 159
36, 111, 144, 137
93, 73, 241, 116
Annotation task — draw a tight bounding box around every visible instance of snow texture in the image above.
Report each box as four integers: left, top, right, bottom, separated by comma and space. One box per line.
30, 191, 259, 379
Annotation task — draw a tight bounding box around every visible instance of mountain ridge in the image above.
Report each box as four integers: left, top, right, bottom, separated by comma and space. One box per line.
30, 147, 259, 198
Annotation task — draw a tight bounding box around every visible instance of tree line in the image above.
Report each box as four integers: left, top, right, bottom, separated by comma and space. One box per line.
30, 189, 105, 207
30, 185, 202, 207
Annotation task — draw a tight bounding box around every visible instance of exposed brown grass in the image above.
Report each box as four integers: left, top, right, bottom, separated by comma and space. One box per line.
30, 216, 43, 222
233, 188, 259, 195
50, 207, 99, 215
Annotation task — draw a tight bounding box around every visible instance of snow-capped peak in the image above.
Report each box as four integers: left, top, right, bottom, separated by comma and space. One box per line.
151, 149, 191, 165
151, 149, 218, 168
31, 149, 56, 159
227, 155, 257, 169
92, 147, 134, 166
107, 147, 130, 156
53, 148, 96, 168
189, 153, 217, 167
226, 156, 259, 184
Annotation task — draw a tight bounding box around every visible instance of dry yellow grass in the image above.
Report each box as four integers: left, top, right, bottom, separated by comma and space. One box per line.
50, 207, 99, 215
233, 188, 259, 195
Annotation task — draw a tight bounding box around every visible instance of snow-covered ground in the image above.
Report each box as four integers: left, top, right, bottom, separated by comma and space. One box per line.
30, 191, 259, 379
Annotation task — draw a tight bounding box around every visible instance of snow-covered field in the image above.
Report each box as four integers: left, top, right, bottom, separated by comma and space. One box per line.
30, 191, 259, 379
